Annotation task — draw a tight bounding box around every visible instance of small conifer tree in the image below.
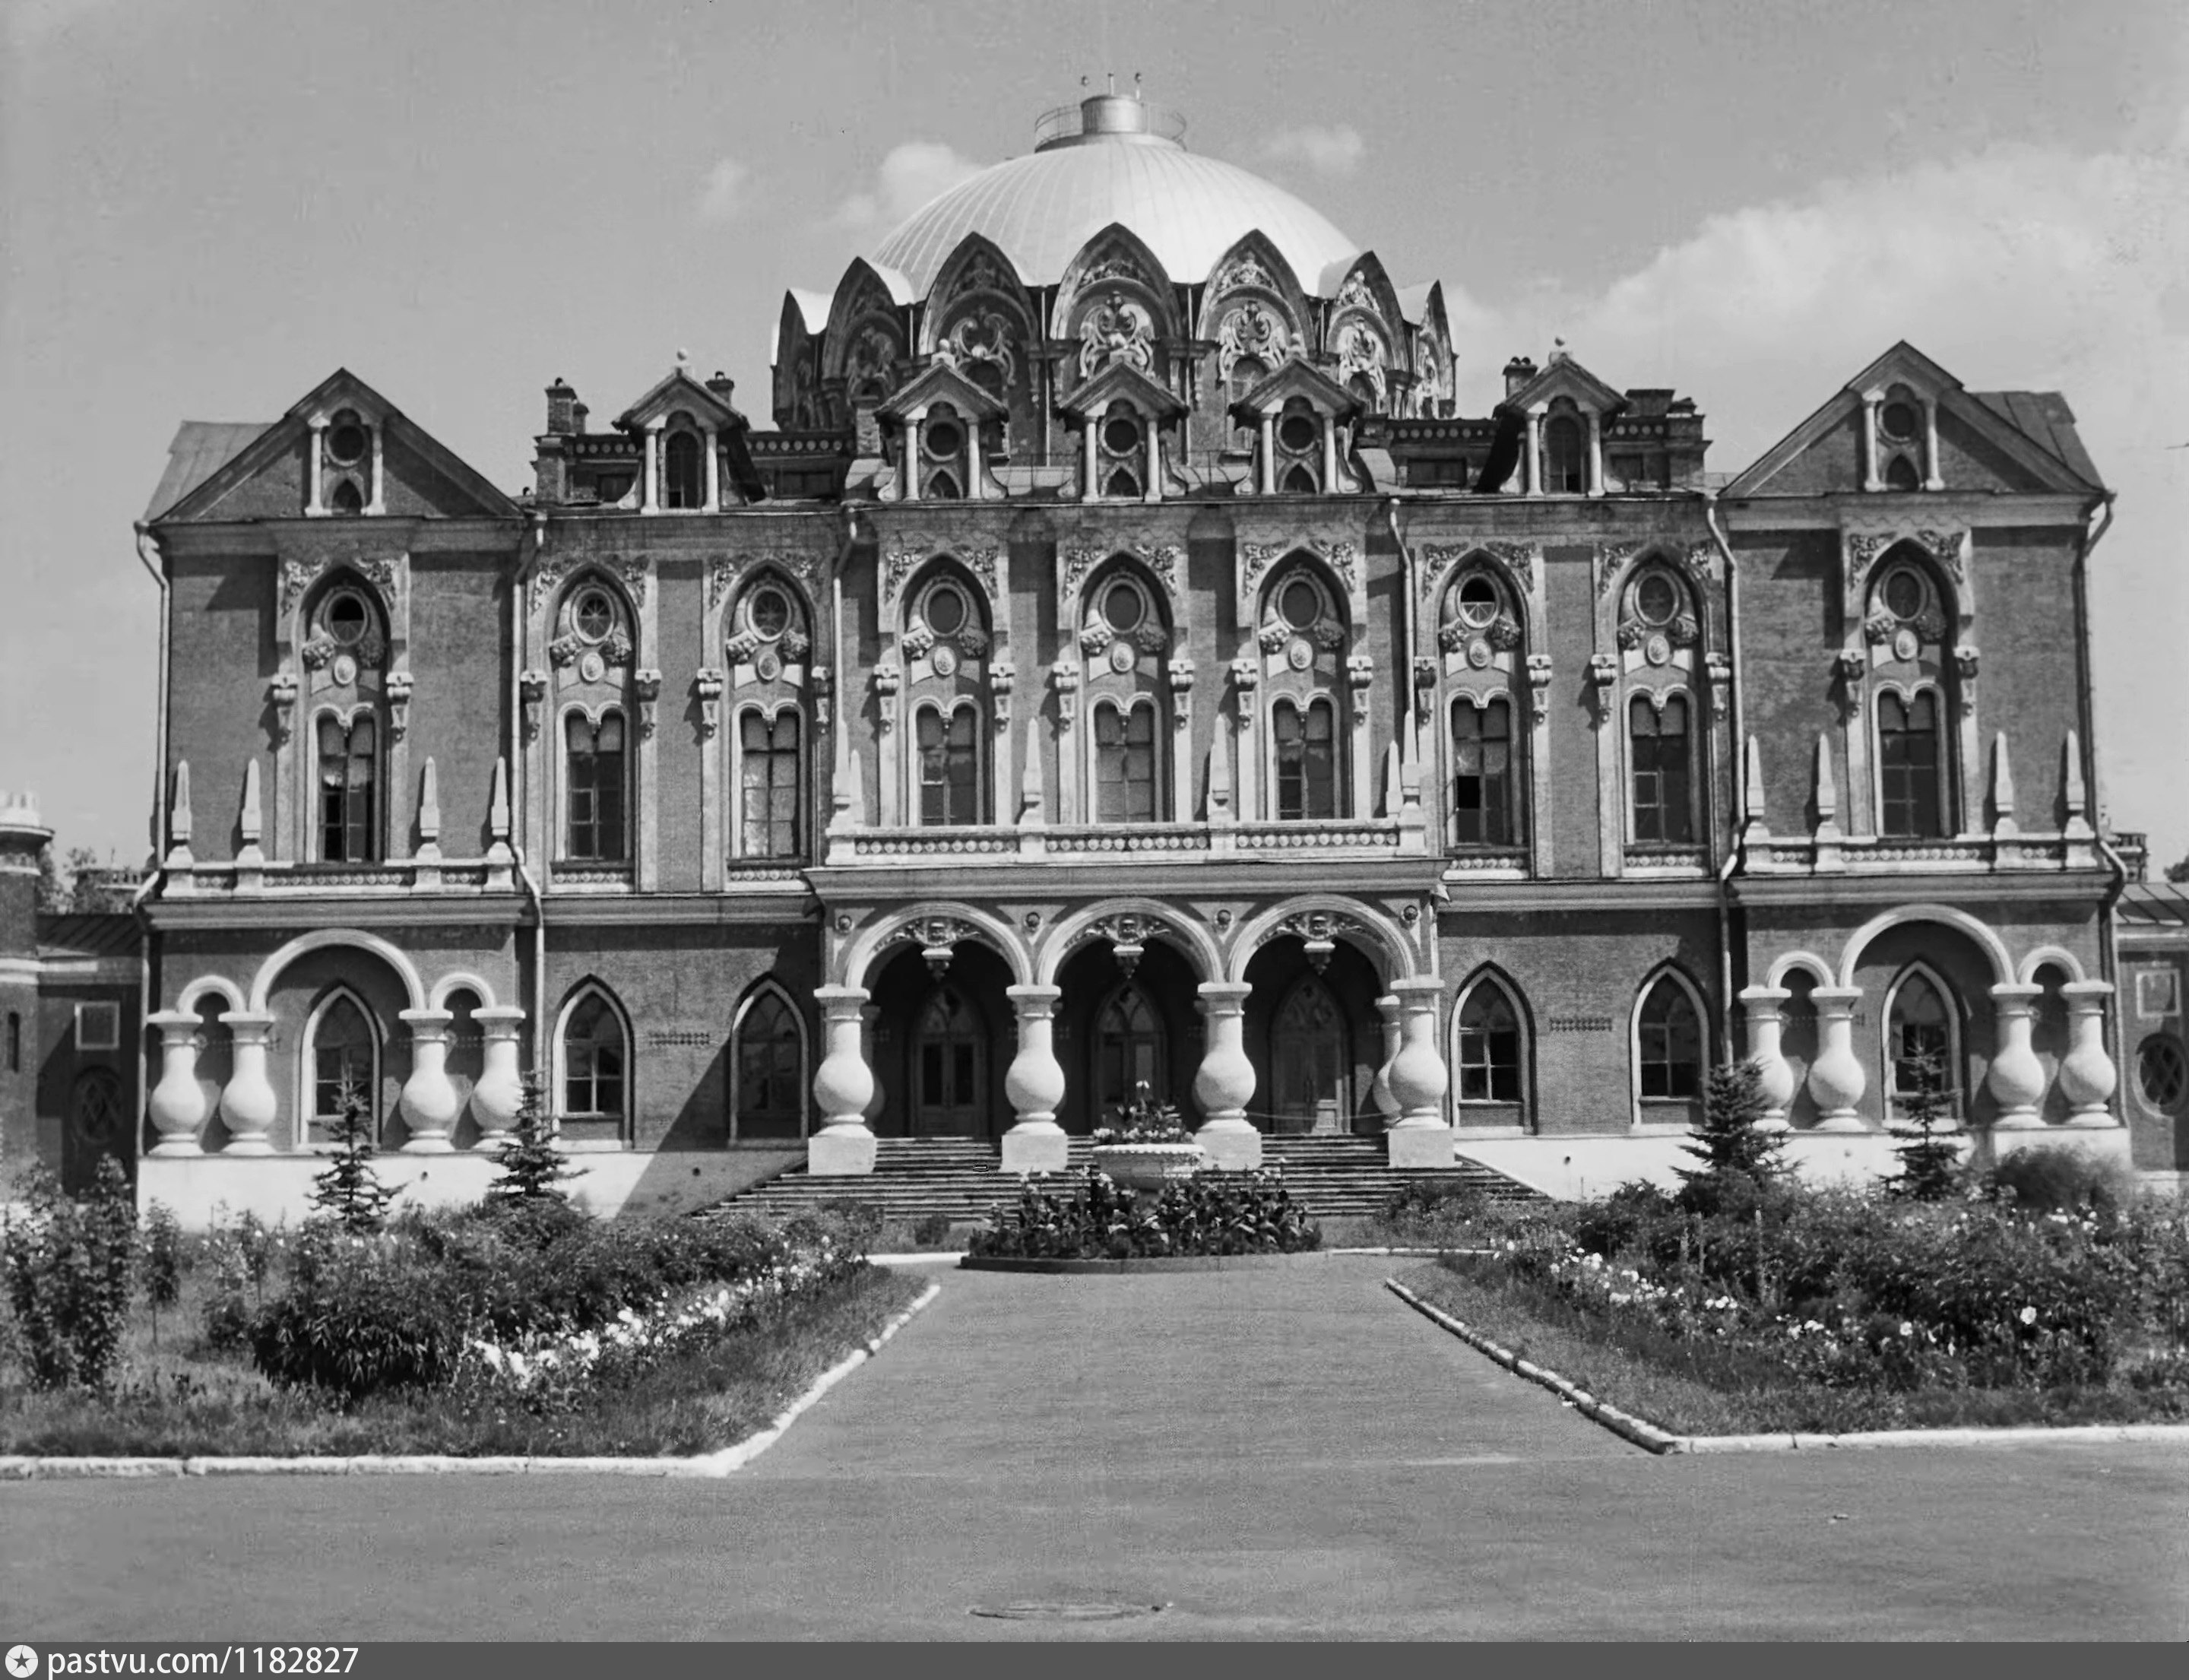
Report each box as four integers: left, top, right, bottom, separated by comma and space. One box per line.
1674, 1057, 1786, 1215
485, 1077, 582, 1206
1887, 1048, 1963, 1201
308, 1081, 398, 1234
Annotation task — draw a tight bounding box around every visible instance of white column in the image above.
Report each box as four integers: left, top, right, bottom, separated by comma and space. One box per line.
1320, 411, 1338, 493
1002, 984, 1068, 1175
1987, 982, 2048, 1130
1370, 994, 1402, 1120
1386, 977, 1452, 1167
640, 423, 660, 512
217, 1010, 279, 1155
809, 984, 878, 1174
1921, 397, 1943, 492
366, 423, 385, 515
147, 1010, 208, 1156
396, 1007, 459, 1152
702, 423, 721, 511
903, 409, 924, 502
470, 1005, 527, 1146
1522, 410, 1541, 496
306, 420, 328, 516
2058, 981, 2120, 1127
1738, 985, 1796, 1130
1083, 416, 1101, 499
1258, 410, 1277, 496
1861, 395, 1883, 492
1585, 409, 1605, 496
1806, 987, 1867, 1130
1192, 981, 1260, 1170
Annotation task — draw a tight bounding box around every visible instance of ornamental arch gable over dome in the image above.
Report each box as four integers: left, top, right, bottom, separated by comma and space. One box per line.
1050, 222, 1180, 386
821, 258, 915, 409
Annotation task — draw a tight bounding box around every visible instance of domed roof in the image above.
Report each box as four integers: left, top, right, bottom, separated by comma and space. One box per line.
871, 95, 1361, 298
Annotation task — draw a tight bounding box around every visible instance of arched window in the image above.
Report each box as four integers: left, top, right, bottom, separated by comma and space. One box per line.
1544, 415, 1584, 493
308, 991, 379, 1143
1094, 984, 1165, 1117
917, 703, 981, 826
1450, 699, 1514, 845
733, 986, 806, 1138
737, 709, 803, 858
1636, 975, 1703, 1101
1456, 981, 1523, 1104
664, 430, 703, 509
565, 712, 627, 861
1629, 695, 1692, 844
1105, 466, 1141, 499
1274, 697, 1337, 821
316, 713, 377, 862
331, 479, 364, 516
561, 991, 628, 1137
1272, 977, 1350, 1130
1094, 702, 1159, 823
1886, 968, 1957, 1114
71, 1069, 125, 1163
1885, 455, 1921, 492
1878, 690, 1943, 839
1281, 463, 1318, 493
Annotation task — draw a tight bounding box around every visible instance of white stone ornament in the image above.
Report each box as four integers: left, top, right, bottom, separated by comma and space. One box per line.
1287, 638, 1313, 671
579, 651, 606, 683
1466, 638, 1493, 670
331, 654, 357, 686
1892, 626, 1920, 662
930, 644, 959, 678
1645, 632, 1672, 667
1108, 641, 1136, 676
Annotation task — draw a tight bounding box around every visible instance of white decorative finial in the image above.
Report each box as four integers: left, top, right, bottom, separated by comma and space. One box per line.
676, 347, 690, 369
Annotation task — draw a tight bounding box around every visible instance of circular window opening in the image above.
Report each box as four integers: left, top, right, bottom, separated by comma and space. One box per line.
1456, 575, 1499, 629
1103, 581, 1143, 633
1278, 578, 1320, 632
1880, 401, 1919, 442
1636, 573, 1678, 626
2137, 1033, 2187, 1112
1883, 569, 1925, 621
325, 590, 369, 646
749, 586, 790, 641
1278, 412, 1319, 453
327, 412, 366, 466
1103, 414, 1142, 455
574, 589, 615, 643
925, 583, 968, 637
924, 419, 964, 460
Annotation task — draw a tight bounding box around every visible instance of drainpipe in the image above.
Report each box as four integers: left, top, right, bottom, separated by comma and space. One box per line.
2073, 493, 2126, 1111
515, 511, 550, 1082
1383, 498, 1416, 789
1704, 495, 1748, 1054
133, 524, 170, 1162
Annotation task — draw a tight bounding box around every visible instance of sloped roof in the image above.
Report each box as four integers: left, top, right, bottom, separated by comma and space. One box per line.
1972, 391, 2103, 488
2120, 881, 2189, 930
145, 422, 271, 521
35, 913, 143, 960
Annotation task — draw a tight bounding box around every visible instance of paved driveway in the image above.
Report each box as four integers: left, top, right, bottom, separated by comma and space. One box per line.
5, 1258, 2186, 1639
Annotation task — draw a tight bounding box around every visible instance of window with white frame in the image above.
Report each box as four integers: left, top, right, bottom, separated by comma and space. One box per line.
733, 984, 806, 1137
1455, 978, 1525, 1108
1886, 967, 1959, 1116
1260, 565, 1347, 821
306, 990, 379, 1144
74, 1001, 120, 1052
559, 989, 629, 1139
1636, 974, 1704, 1102
565, 711, 628, 861
1864, 548, 1955, 839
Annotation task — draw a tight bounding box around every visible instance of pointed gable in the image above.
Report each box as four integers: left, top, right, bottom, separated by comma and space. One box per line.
615, 359, 746, 433
1057, 357, 1187, 422
1502, 350, 1627, 417
1230, 357, 1364, 424
876, 359, 1009, 425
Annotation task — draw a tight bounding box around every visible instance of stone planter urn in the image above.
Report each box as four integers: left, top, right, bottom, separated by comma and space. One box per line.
1091, 1140, 1207, 1201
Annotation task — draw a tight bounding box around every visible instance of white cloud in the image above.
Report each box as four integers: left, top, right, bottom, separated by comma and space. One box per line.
831, 141, 984, 234
1261, 124, 1366, 178
1468, 132, 2189, 857
696, 157, 753, 224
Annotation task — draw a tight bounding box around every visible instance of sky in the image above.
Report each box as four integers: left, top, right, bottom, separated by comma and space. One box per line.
3, 0, 2185, 870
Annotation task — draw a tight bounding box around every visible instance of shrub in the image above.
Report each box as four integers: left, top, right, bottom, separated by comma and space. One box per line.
1986, 1146, 2137, 1216
908, 1211, 954, 1247
309, 1082, 398, 1235
1567, 1179, 1677, 1259
971, 1169, 1320, 1260
139, 1201, 184, 1347
1674, 1059, 1788, 1217
483, 1078, 583, 1209
251, 1235, 469, 1400
2, 1161, 139, 1390
1383, 1178, 1491, 1226
1887, 1051, 1966, 1202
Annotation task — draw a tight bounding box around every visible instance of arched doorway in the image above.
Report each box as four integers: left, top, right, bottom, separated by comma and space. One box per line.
913, 986, 985, 1136
1243, 933, 1385, 1135
64, 1067, 128, 1192
1093, 982, 1166, 1116
1271, 975, 1351, 1132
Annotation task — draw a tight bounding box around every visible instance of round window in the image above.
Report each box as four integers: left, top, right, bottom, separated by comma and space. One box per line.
1456, 574, 1499, 629
1278, 578, 1320, 632
1278, 412, 1319, 453
2137, 1033, 2187, 1112
1880, 401, 1919, 442
924, 418, 964, 460
1883, 569, 1925, 621
327, 411, 366, 466
325, 590, 369, 646
1635, 573, 1678, 626
1103, 580, 1144, 633
925, 583, 968, 637
749, 586, 790, 641
574, 589, 615, 643
1103, 414, 1142, 455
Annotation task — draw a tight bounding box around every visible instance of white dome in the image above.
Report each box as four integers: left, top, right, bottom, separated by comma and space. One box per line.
871, 97, 1361, 297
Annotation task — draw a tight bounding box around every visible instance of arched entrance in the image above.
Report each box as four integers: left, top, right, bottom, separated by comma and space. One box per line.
1271, 975, 1351, 1131
867, 940, 1013, 1139
1243, 935, 1385, 1135
1053, 937, 1200, 1133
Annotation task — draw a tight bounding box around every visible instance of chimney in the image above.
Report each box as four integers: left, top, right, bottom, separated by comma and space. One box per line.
707, 371, 737, 404
572, 401, 589, 435
546, 379, 578, 436
1502, 357, 1537, 399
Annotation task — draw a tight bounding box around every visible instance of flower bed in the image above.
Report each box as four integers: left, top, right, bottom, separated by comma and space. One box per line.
970, 1168, 1319, 1262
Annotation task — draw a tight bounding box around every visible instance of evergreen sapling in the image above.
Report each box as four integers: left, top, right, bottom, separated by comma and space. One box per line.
1888, 1048, 1964, 1201
1674, 1057, 1787, 1215
308, 1081, 398, 1234
485, 1077, 583, 1206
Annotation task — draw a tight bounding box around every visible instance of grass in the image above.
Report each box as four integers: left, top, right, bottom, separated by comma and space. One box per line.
0, 1261, 927, 1459
1400, 1257, 2189, 1437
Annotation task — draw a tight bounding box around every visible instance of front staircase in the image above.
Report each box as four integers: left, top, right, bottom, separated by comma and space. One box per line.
700, 1133, 1544, 1228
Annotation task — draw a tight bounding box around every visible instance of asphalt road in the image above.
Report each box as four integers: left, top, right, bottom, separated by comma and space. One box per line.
5, 1258, 2186, 1640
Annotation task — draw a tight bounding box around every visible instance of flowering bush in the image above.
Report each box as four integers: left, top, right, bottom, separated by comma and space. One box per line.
2, 1161, 138, 1390
1090, 1081, 1193, 1146
971, 1168, 1319, 1260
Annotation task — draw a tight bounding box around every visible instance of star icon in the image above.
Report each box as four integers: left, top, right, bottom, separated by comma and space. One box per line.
5, 1646, 38, 1678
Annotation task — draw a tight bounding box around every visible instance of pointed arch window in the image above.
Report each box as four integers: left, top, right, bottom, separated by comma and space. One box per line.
1094, 702, 1160, 823
565, 712, 628, 861
917, 703, 981, 826
664, 430, 703, 509
1274, 697, 1337, 821
1544, 415, 1585, 494
1637, 975, 1703, 1100
733, 987, 806, 1138
308, 991, 379, 1143
1629, 695, 1693, 844
1094, 984, 1165, 1117
1878, 690, 1944, 839
330, 480, 364, 516
316, 713, 378, 862
561, 991, 628, 1136
1450, 699, 1514, 845
737, 709, 803, 858
1456, 981, 1524, 1104
1887, 969, 1958, 1115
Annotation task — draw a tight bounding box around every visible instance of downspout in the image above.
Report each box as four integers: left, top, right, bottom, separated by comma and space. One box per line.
134, 524, 169, 1163
1383, 498, 1416, 790
2073, 493, 2127, 1113
515, 511, 549, 1083
1705, 495, 1747, 1053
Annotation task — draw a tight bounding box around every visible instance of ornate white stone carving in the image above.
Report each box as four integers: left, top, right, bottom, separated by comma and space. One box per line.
1077, 290, 1155, 379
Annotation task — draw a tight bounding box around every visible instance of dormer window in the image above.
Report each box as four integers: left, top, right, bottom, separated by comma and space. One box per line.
923, 404, 967, 499
664, 430, 703, 509
1544, 414, 1585, 493
1871, 381, 1931, 493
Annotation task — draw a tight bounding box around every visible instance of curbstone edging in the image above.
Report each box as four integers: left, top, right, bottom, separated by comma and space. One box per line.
1385, 1277, 2189, 1454
0, 1280, 942, 1482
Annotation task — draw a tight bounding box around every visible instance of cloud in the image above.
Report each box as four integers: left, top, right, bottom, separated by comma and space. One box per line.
695, 157, 753, 224
832, 141, 984, 234
1261, 125, 1366, 178
1468, 132, 2189, 855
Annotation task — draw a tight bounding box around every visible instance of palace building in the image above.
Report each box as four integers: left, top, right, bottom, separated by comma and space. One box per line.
9, 87, 2177, 1222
